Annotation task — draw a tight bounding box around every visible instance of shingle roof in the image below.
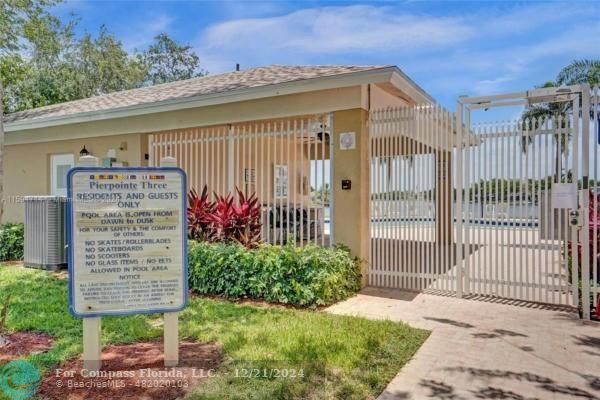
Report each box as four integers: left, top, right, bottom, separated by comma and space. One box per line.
5, 65, 390, 124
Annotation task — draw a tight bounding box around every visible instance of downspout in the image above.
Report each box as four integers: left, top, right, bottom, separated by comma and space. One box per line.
0, 76, 4, 222
328, 113, 334, 247
366, 83, 371, 274
228, 124, 234, 193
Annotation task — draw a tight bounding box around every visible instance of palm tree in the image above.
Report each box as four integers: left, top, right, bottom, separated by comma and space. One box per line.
521, 59, 599, 179
556, 59, 600, 87
382, 154, 414, 201
375, 156, 395, 201
312, 183, 330, 206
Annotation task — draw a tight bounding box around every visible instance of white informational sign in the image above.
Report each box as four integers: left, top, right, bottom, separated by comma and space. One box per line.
68, 168, 187, 317
273, 164, 288, 199
551, 183, 578, 209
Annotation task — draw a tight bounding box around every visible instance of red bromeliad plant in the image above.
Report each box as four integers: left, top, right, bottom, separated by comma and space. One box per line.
567, 190, 600, 277
208, 193, 236, 242
187, 185, 216, 241
188, 185, 262, 248
566, 190, 600, 315
231, 188, 262, 248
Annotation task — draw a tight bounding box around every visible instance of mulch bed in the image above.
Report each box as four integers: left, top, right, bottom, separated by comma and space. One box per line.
0, 331, 54, 362
199, 292, 326, 310
0, 260, 24, 267
38, 341, 222, 400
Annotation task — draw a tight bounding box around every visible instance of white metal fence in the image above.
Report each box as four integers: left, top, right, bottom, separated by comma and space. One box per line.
370, 86, 599, 316
149, 116, 333, 247
369, 105, 457, 292
592, 86, 599, 314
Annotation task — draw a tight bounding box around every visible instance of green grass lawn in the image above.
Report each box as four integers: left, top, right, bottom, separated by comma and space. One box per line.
0, 265, 429, 400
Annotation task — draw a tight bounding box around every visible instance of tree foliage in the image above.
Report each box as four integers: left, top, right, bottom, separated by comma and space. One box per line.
520, 59, 599, 179
556, 59, 600, 87
2, 19, 149, 112
139, 32, 205, 85
1, 2, 205, 113
0, 0, 61, 53
75, 26, 148, 98
521, 59, 599, 125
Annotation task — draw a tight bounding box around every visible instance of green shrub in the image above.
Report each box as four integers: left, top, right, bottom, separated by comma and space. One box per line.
0, 223, 24, 261
188, 241, 362, 307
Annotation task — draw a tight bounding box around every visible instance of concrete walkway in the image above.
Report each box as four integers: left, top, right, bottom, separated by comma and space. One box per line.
327, 288, 600, 400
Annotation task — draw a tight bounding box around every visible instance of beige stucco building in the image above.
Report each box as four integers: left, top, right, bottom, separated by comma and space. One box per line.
3, 65, 436, 283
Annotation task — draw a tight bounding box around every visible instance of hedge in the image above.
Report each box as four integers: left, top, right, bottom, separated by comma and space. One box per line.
188, 241, 362, 307
0, 223, 24, 261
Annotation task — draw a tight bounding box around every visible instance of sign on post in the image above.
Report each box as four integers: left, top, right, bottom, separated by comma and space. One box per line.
551, 183, 578, 210
67, 167, 188, 317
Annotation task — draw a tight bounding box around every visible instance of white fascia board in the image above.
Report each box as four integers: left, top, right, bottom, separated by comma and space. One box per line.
5, 68, 397, 133
390, 67, 435, 104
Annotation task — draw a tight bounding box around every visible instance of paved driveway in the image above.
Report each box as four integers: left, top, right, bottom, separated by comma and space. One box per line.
327, 288, 600, 400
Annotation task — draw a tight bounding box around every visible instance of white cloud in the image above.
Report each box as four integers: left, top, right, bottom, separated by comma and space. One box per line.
192, 2, 600, 99
473, 75, 515, 95
197, 5, 473, 71
397, 19, 599, 98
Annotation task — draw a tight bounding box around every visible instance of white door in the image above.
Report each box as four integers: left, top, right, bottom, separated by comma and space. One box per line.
50, 154, 74, 196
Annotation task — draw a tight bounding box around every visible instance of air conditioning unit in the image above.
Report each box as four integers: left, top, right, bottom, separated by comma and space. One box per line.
24, 196, 68, 270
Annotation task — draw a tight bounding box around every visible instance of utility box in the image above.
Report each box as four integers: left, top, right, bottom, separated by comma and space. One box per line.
24, 196, 68, 270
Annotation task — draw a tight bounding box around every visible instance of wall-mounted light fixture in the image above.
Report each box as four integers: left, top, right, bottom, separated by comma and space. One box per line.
79, 146, 90, 157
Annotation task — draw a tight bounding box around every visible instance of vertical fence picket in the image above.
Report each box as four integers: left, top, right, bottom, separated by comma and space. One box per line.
592, 87, 597, 307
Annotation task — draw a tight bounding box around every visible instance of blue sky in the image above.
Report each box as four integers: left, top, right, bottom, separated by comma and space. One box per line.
53, 0, 599, 113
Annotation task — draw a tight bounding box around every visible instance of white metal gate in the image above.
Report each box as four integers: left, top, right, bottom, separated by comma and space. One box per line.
370, 86, 599, 318
149, 116, 333, 247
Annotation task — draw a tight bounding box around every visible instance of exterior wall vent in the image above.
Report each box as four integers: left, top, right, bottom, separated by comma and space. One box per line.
24, 196, 68, 270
